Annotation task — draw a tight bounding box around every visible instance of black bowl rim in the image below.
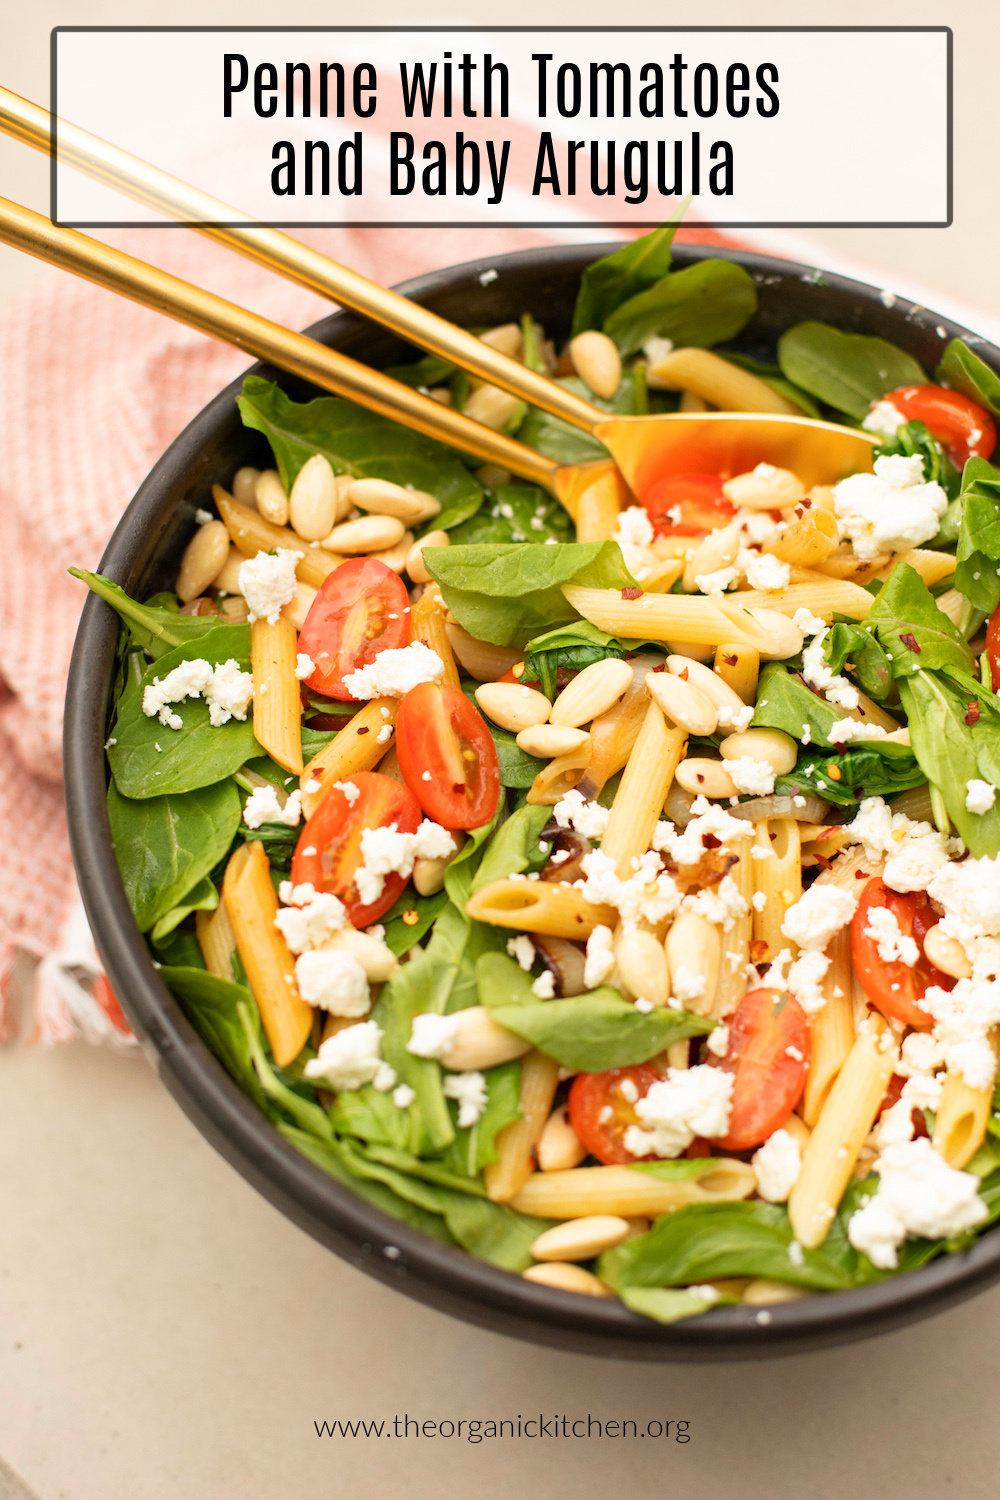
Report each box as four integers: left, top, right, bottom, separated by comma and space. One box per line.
63, 238, 1000, 1361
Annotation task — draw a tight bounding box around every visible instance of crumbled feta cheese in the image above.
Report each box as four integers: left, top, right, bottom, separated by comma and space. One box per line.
304, 778, 323, 794
619, 1077, 639, 1103
624, 1066, 734, 1158
847, 1138, 987, 1268
681, 874, 749, 932
274, 891, 347, 953
738, 509, 780, 546
478, 268, 498, 286
333, 780, 361, 807
142, 659, 214, 729
204, 660, 255, 725
278, 881, 318, 907
744, 552, 790, 591
303, 1020, 394, 1091
643, 335, 675, 369
355, 819, 456, 906
828, 718, 888, 745
613, 505, 654, 549
506, 934, 535, 972
918, 979, 1000, 1089
580, 850, 682, 927
392, 1083, 416, 1109
847, 796, 959, 893
695, 567, 738, 596
531, 970, 556, 999
670, 965, 706, 1003
833, 455, 947, 560
634, 997, 655, 1013
716, 702, 755, 734
782, 885, 858, 950
584, 926, 616, 989
295, 948, 370, 1016
238, 547, 301, 624
721, 756, 776, 796
243, 784, 302, 829
801, 628, 859, 711
864, 905, 919, 966
295, 653, 316, 680
751, 891, 767, 912
443, 1070, 488, 1127
965, 779, 997, 815
862, 399, 907, 441
752, 1129, 801, 1203
553, 789, 609, 840
376, 724, 393, 743
652, 797, 751, 866
706, 1024, 729, 1057
343, 641, 444, 700
792, 607, 828, 639
407, 1011, 460, 1060
194, 507, 215, 525
786, 950, 830, 1014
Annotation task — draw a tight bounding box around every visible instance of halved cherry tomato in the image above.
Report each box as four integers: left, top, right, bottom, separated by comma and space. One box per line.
882, 384, 996, 467
851, 876, 955, 1029
986, 601, 1000, 692
567, 1063, 666, 1165
290, 770, 421, 926
637, 473, 736, 537
395, 681, 500, 830
297, 558, 409, 701
712, 988, 810, 1152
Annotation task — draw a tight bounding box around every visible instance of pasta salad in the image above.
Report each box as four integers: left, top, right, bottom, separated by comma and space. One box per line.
76, 226, 1000, 1324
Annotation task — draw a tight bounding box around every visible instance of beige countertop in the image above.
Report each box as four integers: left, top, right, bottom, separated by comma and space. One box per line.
4, 0, 1000, 1494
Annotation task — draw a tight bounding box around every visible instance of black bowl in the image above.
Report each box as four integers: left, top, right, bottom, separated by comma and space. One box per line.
64, 242, 1000, 1361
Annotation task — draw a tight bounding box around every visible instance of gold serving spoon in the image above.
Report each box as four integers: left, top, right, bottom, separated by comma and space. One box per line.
0, 86, 877, 520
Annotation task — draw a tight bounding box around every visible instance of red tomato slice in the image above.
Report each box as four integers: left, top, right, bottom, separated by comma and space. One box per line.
712, 988, 811, 1152
395, 682, 500, 830
290, 770, 421, 926
882, 384, 996, 467
297, 558, 409, 702
637, 473, 736, 537
567, 1064, 666, 1165
851, 876, 956, 1029
986, 602, 1000, 692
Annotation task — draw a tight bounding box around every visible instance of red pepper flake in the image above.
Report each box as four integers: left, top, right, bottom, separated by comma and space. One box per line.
966, 701, 981, 726
621, 586, 644, 600
900, 632, 921, 653
722, 653, 738, 667
357, 725, 370, 735
702, 832, 722, 849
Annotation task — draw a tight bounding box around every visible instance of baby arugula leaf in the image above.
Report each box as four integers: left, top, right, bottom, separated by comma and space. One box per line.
447, 484, 574, 546
472, 803, 553, 891
603, 258, 758, 357
149, 875, 218, 946
752, 662, 916, 757
434, 1190, 555, 1271
488, 992, 713, 1072
776, 322, 925, 419
822, 621, 893, 701
866, 562, 972, 678
517, 371, 645, 467
71, 568, 220, 660
954, 456, 1000, 614
774, 746, 926, 807
937, 338, 1000, 422
108, 777, 241, 933
571, 210, 683, 336
424, 540, 634, 649
873, 418, 960, 499
159, 965, 269, 1111
237, 376, 483, 527
898, 669, 1000, 856
475, 952, 538, 1009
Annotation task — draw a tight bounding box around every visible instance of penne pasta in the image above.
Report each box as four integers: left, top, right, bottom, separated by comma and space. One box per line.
780, 1111, 812, 1151
644, 346, 801, 415
935, 588, 964, 628
527, 658, 653, 806
788, 1014, 899, 1248
196, 901, 237, 981
299, 698, 398, 817
575, 469, 626, 542
600, 703, 686, 878
727, 579, 874, 622
464, 878, 618, 938
802, 927, 855, 1126
510, 1158, 757, 1218
888, 784, 935, 823
872, 549, 956, 587
751, 819, 802, 963
214, 486, 342, 589
713, 642, 760, 703
562, 585, 765, 650
714, 843, 755, 1019
764, 508, 839, 567
222, 841, 313, 1068
409, 583, 461, 687
934, 1034, 999, 1169
484, 1051, 560, 1203
251, 615, 303, 773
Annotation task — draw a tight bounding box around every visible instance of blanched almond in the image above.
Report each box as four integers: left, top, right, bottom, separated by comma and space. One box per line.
722, 465, 805, 510
480, 322, 524, 359
464, 384, 522, 430
522, 1262, 613, 1296
212, 545, 250, 595
369, 530, 414, 574
530, 1216, 631, 1262
176, 520, 230, 603
406, 529, 450, 584
615, 928, 669, 1007
323, 928, 398, 982
550, 658, 632, 727
232, 466, 260, 507
537, 1106, 587, 1172
645, 672, 718, 736
323, 515, 405, 554
475, 681, 552, 733
438, 1007, 532, 1071
922, 925, 973, 980
348, 477, 439, 524
515, 724, 590, 758
569, 330, 621, 400
674, 757, 737, 799
666, 656, 747, 725
718, 727, 797, 776
289, 453, 338, 541
664, 911, 722, 1017
255, 469, 289, 525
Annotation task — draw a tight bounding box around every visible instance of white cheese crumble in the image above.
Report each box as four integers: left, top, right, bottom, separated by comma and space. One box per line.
862, 399, 907, 441
833, 455, 947, 561
864, 905, 919, 966
752, 1129, 802, 1203
303, 1020, 395, 1091
847, 796, 959, 893
671, 964, 707, 1004
681, 874, 750, 933
333, 779, 361, 807
579, 849, 682, 928
238, 548, 301, 624
782, 885, 858, 950
553, 789, 610, 840
295, 653, 316, 680
828, 718, 888, 746
613, 505, 654, 549
531, 970, 556, 999
355, 820, 456, 906
743, 552, 790, 591
243, 784, 302, 829
584, 926, 616, 989
801, 627, 859, 711
295, 949, 370, 1016
142, 657, 254, 730
706, 1024, 729, 1057
274, 891, 347, 953
965, 779, 997, 815
847, 1138, 987, 1268
343, 641, 444, 700
721, 756, 776, 796
393, 1083, 416, 1109
694, 566, 738, 596
506, 934, 535, 972
407, 1011, 461, 1060
443, 1070, 488, 1127
786, 950, 831, 1014
652, 796, 751, 867
624, 1066, 734, 1159
716, 702, 755, 734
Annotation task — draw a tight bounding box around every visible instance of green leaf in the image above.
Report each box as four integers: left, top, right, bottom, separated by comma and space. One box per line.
753, 662, 916, 757
425, 540, 635, 649
719, 352, 821, 417
774, 746, 926, 807
620, 1285, 739, 1323
159, 965, 269, 1110
362, 1143, 488, 1196
899, 669, 1000, 856
439, 1058, 523, 1177
489, 728, 547, 790
71, 568, 220, 661
435, 1191, 554, 1271
472, 803, 552, 891
955, 457, 1000, 614
108, 625, 259, 798
517, 371, 647, 466
937, 338, 1000, 422
604, 259, 758, 357
445, 483, 574, 546
776, 322, 925, 419
328, 1082, 413, 1149
149, 875, 218, 945
572, 213, 683, 335
823, 621, 893, 701
475, 951, 539, 1009
873, 419, 960, 499
237, 376, 482, 525
108, 778, 241, 932
523, 620, 624, 700
867, 562, 973, 678
489, 992, 713, 1072
379, 889, 449, 954
239, 1003, 330, 1137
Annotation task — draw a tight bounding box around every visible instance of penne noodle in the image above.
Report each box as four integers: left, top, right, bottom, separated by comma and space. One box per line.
464, 878, 618, 938
484, 1051, 560, 1203
934, 1033, 999, 1169
727, 579, 874, 622
751, 819, 802, 964
562, 585, 765, 650
764, 508, 839, 567
510, 1158, 757, 1218
526, 741, 594, 805
780, 1111, 812, 1151
576, 469, 626, 542
644, 346, 801, 415
600, 703, 686, 878
936, 588, 964, 628
872, 549, 956, 587
409, 584, 460, 687
714, 844, 755, 1018
815, 546, 892, 585
802, 927, 855, 1126
196, 901, 237, 981
812, 843, 884, 893
888, 784, 935, 823
713, 643, 760, 704
214, 486, 342, 589
251, 616, 303, 773
222, 841, 313, 1068
788, 1014, 899, 1249
299, 698, 398, 817
527, 657, 653, 806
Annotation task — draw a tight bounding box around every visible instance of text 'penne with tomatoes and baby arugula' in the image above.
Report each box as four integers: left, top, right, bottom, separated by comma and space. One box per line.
76, 224, 1000, 1324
